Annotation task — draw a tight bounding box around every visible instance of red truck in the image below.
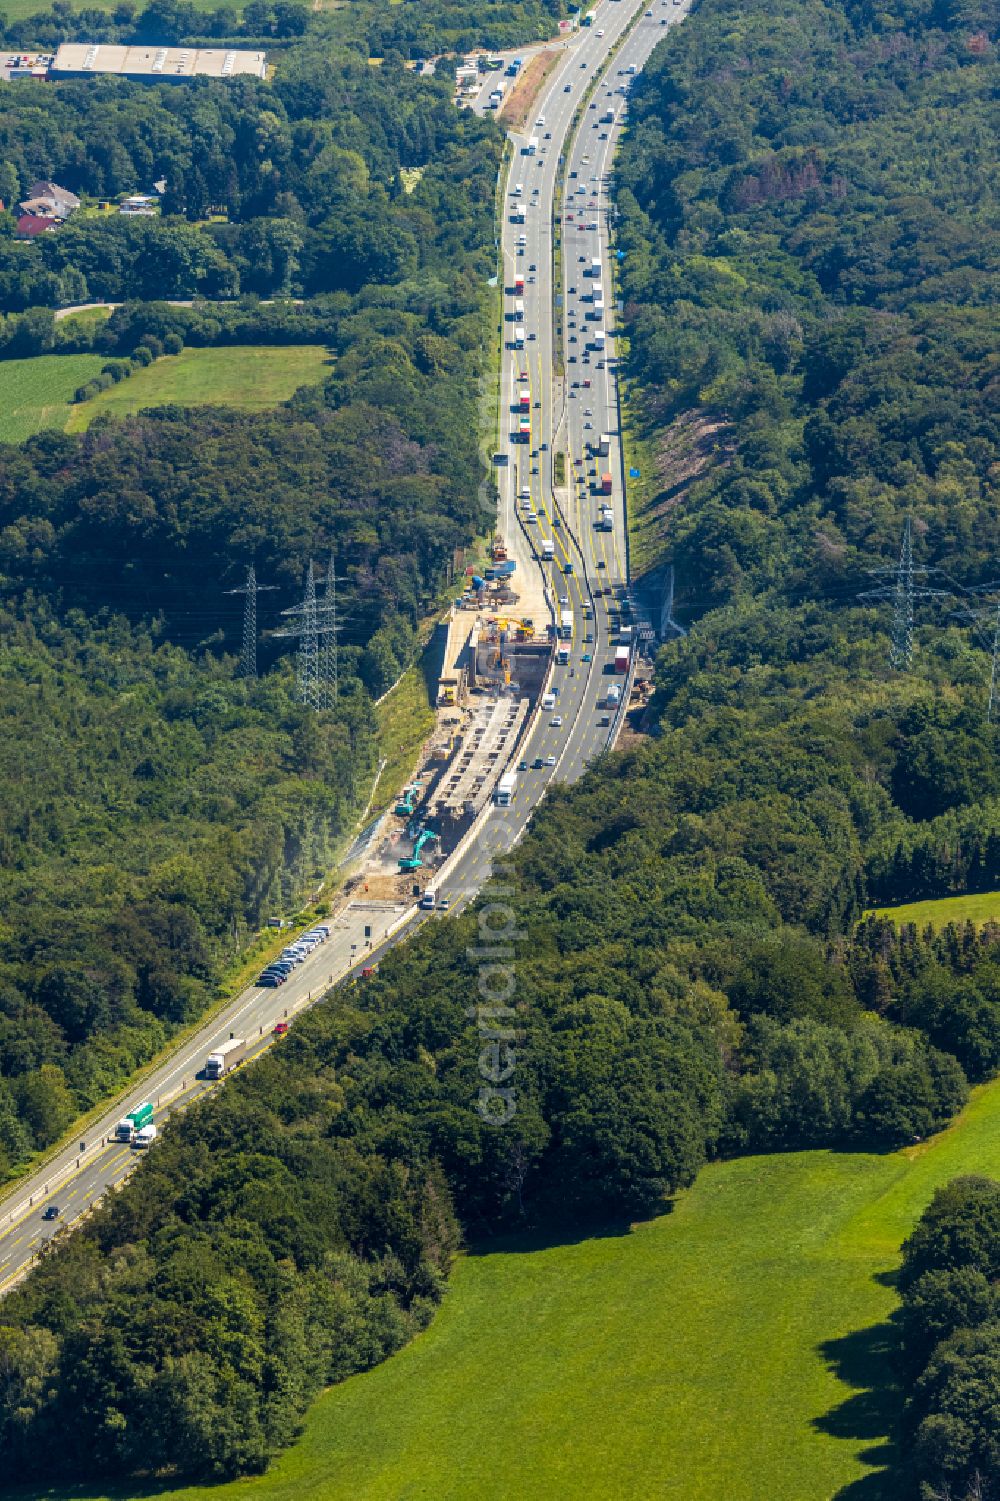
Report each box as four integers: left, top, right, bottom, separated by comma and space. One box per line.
614, 645, 630, 674
601, 472, 613, 495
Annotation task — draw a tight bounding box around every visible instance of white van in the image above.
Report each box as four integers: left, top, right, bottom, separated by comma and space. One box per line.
542, 692, 556, 711
420, 889, 437, 910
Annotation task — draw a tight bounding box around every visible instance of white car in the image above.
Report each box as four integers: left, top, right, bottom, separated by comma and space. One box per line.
551, 716, 563, 728
545, 754, 557, 767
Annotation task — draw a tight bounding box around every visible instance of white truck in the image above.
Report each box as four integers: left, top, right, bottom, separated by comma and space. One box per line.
205, 1037, 248, 1080
525, 136, 538, 156
605, 682, 622, 708
133, 1124, 157, 1149
559, 608, 574, 639
589, 256, 602, 277
495, 771, 517, 806
597, 432, 611, 456
514, 325, 526, 348
542, 539, 555, 560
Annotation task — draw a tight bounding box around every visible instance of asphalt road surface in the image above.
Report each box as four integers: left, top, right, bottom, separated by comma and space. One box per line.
0, 0, 688, 1294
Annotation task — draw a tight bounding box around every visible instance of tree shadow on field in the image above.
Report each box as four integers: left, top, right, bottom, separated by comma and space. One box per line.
815, 1300, 909, 1501
469, 1217, 636, 1258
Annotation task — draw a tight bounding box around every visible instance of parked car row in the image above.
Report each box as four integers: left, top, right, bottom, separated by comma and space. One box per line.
256, 924, 331, 986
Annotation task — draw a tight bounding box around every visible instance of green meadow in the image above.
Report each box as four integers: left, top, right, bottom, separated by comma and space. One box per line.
39, 1075, 1000, 1501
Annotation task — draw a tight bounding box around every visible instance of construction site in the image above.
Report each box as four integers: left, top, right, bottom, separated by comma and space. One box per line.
351, 535, 555, 904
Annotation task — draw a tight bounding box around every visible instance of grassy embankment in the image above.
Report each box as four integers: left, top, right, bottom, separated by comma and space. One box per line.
40, 1073, 1000, 1501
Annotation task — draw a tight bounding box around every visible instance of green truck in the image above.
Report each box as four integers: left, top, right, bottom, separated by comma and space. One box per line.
114, 1101, 154, 1143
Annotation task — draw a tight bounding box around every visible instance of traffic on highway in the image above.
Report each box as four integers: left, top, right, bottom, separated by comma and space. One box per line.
0, 0, 686, 1295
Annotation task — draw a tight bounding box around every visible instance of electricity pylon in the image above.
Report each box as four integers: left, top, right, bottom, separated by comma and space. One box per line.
858, 515, 950, 671
225, 565, 277, 681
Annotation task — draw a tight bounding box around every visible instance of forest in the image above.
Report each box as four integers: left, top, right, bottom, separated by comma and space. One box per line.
0, 6, 505, 309
0, 0, 502, 1174
897, 1176, 1000, 1498
0, 0, 998, 1487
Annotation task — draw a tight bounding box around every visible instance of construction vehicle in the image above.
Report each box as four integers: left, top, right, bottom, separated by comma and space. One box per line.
492, 536, 508, 562
395, 785, 420, 817
398, 826, 439, 872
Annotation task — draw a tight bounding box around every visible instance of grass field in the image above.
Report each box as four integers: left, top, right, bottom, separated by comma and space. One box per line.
39, 1073, 1000, 1501
65, 345, 331, 431
870, 889, 1000, 930
0, 353, 106, 444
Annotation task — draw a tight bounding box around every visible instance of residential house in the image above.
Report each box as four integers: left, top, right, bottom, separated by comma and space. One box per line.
19, 181, 80, 220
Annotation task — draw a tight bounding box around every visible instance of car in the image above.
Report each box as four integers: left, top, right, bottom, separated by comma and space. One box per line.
545, 754, 557, 767
569, 334, 578, 343
553, 515, 561, 527
529, 263, 537, 271
536, 115, 546, 126
571, 379, 580, 388
584, 420, 593, 430
559, 593, 570, 605
528, 275, 536, 284
544, 131, 552, 139
596, 359, 606, 369
597, 559, 606, 569
580, 60, 587, 68
600, 714, 611, 726
532, 186, 540, 195
583, 378, 592, 387
569, 354, 577, 362
585, 633, 594, 643
564, 83, 572, 91
518, 760, 529, 772
43, 1205, 60, 1220
600, 131, 609, 139
541, 441, 548, 450
533, 755, 545, 768
273, 1020, 289, 1036
257, 972, 283, 987
438, 897, 451, 911
568, 284, 577, 294
582, 652, 592, 662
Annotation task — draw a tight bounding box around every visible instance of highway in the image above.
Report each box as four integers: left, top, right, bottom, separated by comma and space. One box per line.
0, 0, 686, 1294
0, 897, 408, 1292
437, 0, 687, 899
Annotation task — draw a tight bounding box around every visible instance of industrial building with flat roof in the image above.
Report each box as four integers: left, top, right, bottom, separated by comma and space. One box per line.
50, 43, 267, 82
